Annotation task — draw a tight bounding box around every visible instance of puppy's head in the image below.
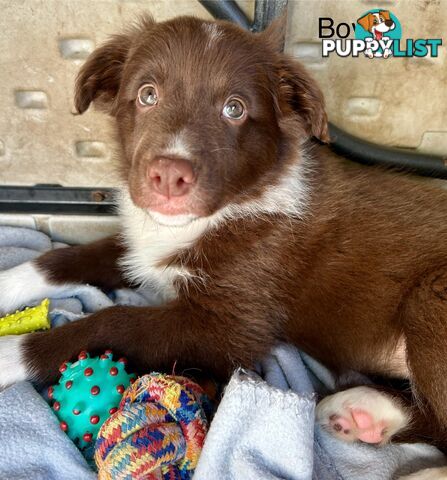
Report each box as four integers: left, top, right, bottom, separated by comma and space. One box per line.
75, 15, 328, 225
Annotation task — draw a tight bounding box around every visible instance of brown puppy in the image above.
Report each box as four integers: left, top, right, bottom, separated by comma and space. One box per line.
0, 16, 446, 475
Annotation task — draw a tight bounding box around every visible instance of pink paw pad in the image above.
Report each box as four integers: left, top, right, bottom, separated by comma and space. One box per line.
329, 408, 387, 444
329, 414, 352, 435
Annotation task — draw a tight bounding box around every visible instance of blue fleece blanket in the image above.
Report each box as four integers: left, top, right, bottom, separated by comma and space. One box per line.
0, 225, 445, 479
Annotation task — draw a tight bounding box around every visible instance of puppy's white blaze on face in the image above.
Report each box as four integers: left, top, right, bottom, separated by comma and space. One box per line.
202, 22, 223, 47
164, 130, 192, 159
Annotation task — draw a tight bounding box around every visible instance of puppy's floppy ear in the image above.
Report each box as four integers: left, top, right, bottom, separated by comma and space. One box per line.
259, 16, 329, 143
357, 12, 374, 32
258, 14, 287, 52
277, 57, 329, 143
74, 15, 155, 114
74, 33, 133, 114
380, 10, 391, 21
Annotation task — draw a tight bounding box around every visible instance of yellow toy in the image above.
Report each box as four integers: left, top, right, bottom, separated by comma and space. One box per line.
0, 299, 50, 336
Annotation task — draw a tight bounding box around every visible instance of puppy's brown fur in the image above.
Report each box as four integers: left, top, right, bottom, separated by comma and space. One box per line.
7, 15, 447, 450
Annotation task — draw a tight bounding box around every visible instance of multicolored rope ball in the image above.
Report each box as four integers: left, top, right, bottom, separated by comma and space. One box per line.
95, 373, 211, 480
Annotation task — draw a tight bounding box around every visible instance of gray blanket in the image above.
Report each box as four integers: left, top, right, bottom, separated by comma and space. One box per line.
0, 225, 445, 479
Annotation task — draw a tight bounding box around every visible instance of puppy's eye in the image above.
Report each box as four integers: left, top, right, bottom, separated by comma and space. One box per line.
137, 84, 158, 107
222, 98, 246, 120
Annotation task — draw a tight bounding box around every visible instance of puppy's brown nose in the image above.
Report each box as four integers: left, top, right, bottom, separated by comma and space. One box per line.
385, 19, 394, 27
147, 157, 195, 198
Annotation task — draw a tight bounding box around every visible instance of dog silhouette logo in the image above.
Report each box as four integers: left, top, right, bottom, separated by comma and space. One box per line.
355, 9, 402, 58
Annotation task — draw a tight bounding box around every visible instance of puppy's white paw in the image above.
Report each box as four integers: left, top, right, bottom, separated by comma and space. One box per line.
398, 467, 447, 480
0, 261, 61, 315
316, 386, 409, 444
0, 335, 29, 387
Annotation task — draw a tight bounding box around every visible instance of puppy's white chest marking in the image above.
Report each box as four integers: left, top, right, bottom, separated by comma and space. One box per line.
118, 155, 310, 302
118, 189, 212, 302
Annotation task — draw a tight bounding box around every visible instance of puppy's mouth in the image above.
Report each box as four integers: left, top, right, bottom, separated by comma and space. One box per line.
147, 210, 200, 227
131, 189, 211, 226
145, 190, 208, 218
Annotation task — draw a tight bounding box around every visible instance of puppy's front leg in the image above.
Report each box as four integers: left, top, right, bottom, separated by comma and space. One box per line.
0, 302, 274, 386
0, 235, 127, 314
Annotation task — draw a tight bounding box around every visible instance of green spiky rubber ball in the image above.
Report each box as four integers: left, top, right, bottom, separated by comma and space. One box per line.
48, 350, 136, 453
